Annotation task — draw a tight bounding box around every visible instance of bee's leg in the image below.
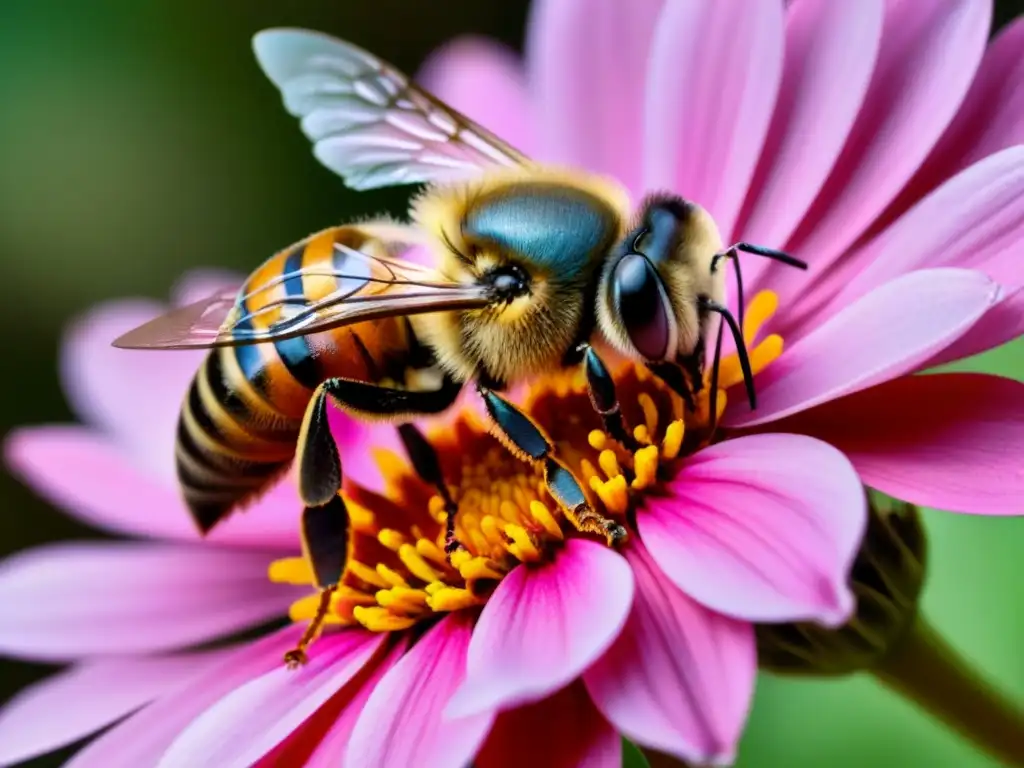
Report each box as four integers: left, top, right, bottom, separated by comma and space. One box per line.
477, 385, 628, 547
284, 494, 349, 668
397, 422, 462, 556
576, 343, 638, 450
294, 374, 465, 562
295, 374, 463, 508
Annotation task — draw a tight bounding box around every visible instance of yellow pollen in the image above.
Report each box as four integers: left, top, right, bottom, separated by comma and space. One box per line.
458, 556, 505, 582
427, 587, 481, 612
598, 449, 620, 479
346, 501, 376, 535
272, 291, 789, 649
378, 528, 407, 551
638, 393, 659, 435
662, 420, 685, 459
352, 606, 417, 632
529, 500, 564, 539
347, 560, 390, 589
415, 538, 449, 568
504, 524, 541, 562
631, 445, 661, 490
376, 564, 408, 588
398, 543, 442, 583
268, 557, 314, 586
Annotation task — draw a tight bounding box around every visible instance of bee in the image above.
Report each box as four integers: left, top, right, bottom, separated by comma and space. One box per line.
113, 28, 806, 663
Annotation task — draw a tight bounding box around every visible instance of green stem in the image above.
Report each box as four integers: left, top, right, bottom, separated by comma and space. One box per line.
873, 614, 1024, 766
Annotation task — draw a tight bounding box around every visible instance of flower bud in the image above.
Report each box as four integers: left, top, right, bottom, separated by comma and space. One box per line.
756, 493, 926, 676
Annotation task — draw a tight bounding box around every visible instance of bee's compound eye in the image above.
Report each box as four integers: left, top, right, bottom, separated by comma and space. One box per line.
612, 253, 670, 360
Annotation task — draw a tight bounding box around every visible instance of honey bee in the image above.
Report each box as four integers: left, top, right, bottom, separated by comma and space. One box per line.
113, 28, 805, 663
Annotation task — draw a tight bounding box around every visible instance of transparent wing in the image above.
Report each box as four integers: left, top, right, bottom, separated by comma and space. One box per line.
112, 241, 491, 350
252, 28, 528, 190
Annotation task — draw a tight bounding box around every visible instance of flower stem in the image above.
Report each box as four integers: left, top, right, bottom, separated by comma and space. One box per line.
873, 614, 1024, 766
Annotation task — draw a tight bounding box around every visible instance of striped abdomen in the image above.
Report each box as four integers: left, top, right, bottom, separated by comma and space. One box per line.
176, 227, 414, 533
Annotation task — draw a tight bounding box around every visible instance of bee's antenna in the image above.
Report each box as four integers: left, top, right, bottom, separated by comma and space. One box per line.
732, 242, 808, 270
707, 312, 726, 433
700, 298, 756, 411
711, 249, 746, 329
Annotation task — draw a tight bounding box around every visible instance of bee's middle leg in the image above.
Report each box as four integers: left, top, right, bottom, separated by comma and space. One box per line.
397, 422, 462, 555
576, 343, 638, 450
477, 384, 628, 547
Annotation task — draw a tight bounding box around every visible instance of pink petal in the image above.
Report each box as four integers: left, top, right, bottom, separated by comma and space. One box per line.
775, 374, 1024, 516
476, 682, 621, 768
347, 613, 494, 768
0, 542, 298, 661
739, 0, 883, 255
835, 146, 1024, 305
640, 434, 866, 625
928, 284, 1024, 367
65, 627, 302, 768
5, 426, 301, 549
277, 642, 407, 768
644, 0, 784, 238
61, 300, 207, 482
727, 269, 1000, 427
527, 0, 664, 193
0, 651, 228, 767
158, 630, 385, 768
584, 542, 756, 765
777, 0, 991, 309
417, 36, 534, 156
868, 17, 1024, 237
447, 538, 634, 717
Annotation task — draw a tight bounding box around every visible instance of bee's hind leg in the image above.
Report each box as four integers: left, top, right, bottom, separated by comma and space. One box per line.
284, 494, 349, 668
397, 422, 463, 556
477, 384, 628, 548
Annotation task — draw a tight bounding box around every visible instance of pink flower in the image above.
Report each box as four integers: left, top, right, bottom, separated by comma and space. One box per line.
1, 1, 1021, 766
1, 269, 866, 766
422, 0, 1024, 517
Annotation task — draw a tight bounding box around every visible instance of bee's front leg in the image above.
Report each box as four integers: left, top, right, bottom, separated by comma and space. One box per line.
576, 343, 638, 451
477, 384, 628, 548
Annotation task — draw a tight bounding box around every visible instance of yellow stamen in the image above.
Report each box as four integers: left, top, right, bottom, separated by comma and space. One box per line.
598, 449, 620, 480
375, 586, 429, 613
352, 606, 417, 632
378, 528, 406, 552
504, 524, 541, 562
427, 587, 481, 612
415, 538, 449, 568
638, 393, 659, 435
633, 424, 651, 444
398, 544, 441, 583
347, 560, 390, 589
529, 500, 564, 539
662, 420, 685, 459
743, 290, 778, 343
268, 557, 314, 586
376, 564, 408, 588
588, 430, 607, 451
346, 501, 376, 535
631, 445, 660, 490
458, 556, 505, 582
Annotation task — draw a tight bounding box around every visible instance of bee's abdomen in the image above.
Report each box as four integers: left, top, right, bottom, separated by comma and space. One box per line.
175, 347, 301, 533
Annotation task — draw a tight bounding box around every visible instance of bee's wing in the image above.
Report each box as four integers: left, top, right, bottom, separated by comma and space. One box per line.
252, 28, 528, 191
112, 242, 491, 351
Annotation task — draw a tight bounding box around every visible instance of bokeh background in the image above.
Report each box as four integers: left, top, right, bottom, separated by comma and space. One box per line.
1, 1, 1022, 766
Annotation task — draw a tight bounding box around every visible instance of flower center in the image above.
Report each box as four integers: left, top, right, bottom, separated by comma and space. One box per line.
270, 291, 783, 635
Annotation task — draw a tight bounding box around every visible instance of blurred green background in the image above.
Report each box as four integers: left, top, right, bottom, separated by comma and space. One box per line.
0, 1, 1021, 766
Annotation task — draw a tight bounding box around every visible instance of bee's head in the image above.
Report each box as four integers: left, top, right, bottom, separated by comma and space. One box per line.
597, 195, 725, 363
